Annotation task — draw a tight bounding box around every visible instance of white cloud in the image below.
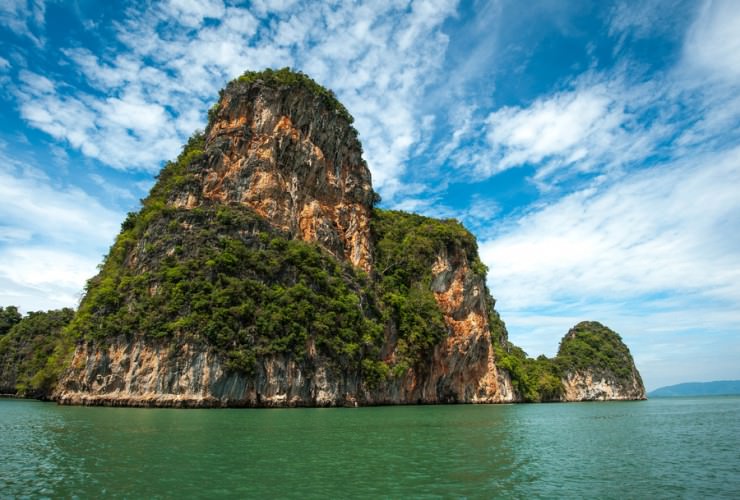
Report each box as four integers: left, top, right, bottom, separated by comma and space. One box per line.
481, 145, 740, 310
485, 86, 617, 171
467, 72, 683, 188
164, 0, 226, 28
0, 0, 45, 47
16, 71, 186, 170
432, 72, 674, 189
683, 0, 740, 82
0, 248, 97, 310
0, 165, 120, 246
0, 154, 123, 312
608, 0, 694, 43
89, 174, 136, 201
18, 69, 53, 93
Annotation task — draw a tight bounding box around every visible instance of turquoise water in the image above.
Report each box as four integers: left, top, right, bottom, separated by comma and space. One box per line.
1, 397, 739, 498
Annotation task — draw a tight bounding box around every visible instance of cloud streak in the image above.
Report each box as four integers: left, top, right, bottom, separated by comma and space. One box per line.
481, 146, 740, 310
0, 0, 45, 47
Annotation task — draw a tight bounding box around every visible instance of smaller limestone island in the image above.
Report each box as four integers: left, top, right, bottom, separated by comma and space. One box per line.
0, 69, 645, 407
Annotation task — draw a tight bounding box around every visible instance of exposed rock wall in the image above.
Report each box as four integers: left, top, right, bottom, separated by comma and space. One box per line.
561, 370, 646, 401
427, 245, 514, 403
181, 80, 375, 272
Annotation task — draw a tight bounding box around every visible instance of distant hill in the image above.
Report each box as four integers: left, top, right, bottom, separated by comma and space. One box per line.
649, 380, 740, 397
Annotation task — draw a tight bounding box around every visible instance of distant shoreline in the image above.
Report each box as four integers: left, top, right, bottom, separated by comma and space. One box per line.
649, 380, 740, 398
649, 393, 740, 398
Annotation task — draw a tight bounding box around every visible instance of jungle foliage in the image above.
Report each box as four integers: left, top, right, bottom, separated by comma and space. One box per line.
494, 343, 564, 402
234, 67, 355, 124
556, 321, 637, 381
0, 308, 74, 397
0, 306, 22, 336
66, 203, 491, 384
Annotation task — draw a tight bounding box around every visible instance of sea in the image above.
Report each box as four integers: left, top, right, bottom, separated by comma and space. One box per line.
1, 396, 738, 498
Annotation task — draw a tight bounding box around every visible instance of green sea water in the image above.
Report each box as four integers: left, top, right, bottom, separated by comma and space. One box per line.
1, 397, 739, 499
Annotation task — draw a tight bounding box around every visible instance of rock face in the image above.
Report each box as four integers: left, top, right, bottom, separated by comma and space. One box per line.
176, 75, 374, 272
54, 69, 515, 407
557, 321, 646, 401
427, 246, 513, 403
561, 371, 645, 401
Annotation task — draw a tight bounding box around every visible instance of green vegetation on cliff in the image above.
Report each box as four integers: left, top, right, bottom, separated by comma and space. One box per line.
371, 209, 490, 376
233, 67, 354, 124
494, 343, 563, 402
0, 308, 74, 397
71, 204, 384, 376
0, 306, 22, 336
556, 321, 640, 382
61, 135, 493, 384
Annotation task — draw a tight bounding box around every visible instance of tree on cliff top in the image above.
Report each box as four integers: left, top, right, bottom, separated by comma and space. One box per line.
0, 306, 22, 336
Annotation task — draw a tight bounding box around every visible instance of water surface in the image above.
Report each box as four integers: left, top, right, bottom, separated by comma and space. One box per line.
1, 397, 738, 498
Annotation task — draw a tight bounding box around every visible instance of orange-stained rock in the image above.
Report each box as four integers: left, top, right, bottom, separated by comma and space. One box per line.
184, 79, 375, 272
428, 245, 515, 403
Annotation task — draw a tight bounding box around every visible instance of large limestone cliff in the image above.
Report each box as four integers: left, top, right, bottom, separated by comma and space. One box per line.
175, 73, 374, 272
427, 246, 513, 403
53, 69, 515, 407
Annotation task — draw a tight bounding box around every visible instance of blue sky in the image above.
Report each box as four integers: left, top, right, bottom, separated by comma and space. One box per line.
1, 0, 739, 390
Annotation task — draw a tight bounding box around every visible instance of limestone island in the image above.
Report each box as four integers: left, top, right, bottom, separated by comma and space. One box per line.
0, 69, 646, 407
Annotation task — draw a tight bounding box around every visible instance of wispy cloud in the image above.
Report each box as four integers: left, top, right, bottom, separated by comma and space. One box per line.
682, 0, 740, 82
0, 0, 46, 47
437, 68, 691, 192
484, 83, 623, 175
608, 0, 695, 42
10, 0, 459, 201
89, 174, 136, 201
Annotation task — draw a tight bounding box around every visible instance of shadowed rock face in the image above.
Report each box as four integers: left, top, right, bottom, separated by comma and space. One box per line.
176, 79, 375, 272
